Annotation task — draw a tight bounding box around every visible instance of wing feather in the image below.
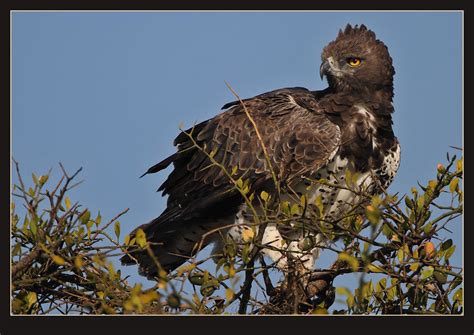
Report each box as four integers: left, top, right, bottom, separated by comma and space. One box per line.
142, 87, 341, 222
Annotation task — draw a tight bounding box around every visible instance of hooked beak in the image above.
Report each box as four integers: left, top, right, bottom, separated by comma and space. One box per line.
320, 59, 330, 80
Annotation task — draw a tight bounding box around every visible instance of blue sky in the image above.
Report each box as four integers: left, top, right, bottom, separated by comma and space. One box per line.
12, 11, 462, 312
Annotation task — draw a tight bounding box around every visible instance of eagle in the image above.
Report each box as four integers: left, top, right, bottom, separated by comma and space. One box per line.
121, 24, 400, 279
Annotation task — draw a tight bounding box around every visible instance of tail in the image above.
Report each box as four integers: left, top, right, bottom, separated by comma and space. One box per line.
120, 214, 218, 279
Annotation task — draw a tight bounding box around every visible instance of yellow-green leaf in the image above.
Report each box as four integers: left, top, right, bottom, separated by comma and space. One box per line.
95, 212, 102, 226
65, 197, 71, 210
114, 221, 121, 240
236, 178, 243, 189
74, 256, 84, 268
421, 266, 434, 279
444, 245, 456, 260
365, 205, 380, 225
428, 180, 437, 190
409, 262, 420, 272
345, 169, 352, 187
26, 292, 37, 310
413, 248, 419, 259
141, 290, 159, 304
338, 252, 359, 271
311, 307, 328, 314
51, 254, 66, 265
453, 288, 463, 304
456, 158, 463, 173
260, 191, 269, 202
300, 194, 307, 208
176, 263, 195, 276
225, 288, 234, 301
375, 278, 387, 295
135, 228, 147, 248
32, 173, 38, 185
80, 210, 91, 225
367, 263, 384, 273
29, 217, 38, 237
38, 175, 49, 185
242, 228, 254, 242
290, 203, 300, 216
449, 178, 459, 193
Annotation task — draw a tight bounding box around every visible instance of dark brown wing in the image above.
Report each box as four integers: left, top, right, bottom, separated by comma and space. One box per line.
121, 87, 341, 276
144, 87, 341, 219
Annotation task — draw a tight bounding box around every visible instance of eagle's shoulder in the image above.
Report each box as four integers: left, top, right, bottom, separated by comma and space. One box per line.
221, 87, 315, 110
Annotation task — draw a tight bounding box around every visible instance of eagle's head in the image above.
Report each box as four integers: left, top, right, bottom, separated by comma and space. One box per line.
320, 24, 395, 93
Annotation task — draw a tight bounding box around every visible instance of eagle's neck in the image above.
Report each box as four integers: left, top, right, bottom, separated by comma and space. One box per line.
317, 86, 394, 115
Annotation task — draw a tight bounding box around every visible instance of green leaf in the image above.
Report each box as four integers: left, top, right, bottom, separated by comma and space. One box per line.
96, 212, 102, 227
299, 236, 314, 251
417, 195, 425, 208
371, 195, 382, 207
314, 194, 324, 216
367, 263, 384, 273
281, 201, 290, 216
397, 244, 410, 264
189, 271, 205, 286
290, 203, 300, 216
236, 178, 243, 189
423, 222, 433, 234
300, 194, 307, 208
444, 245, 456, 260
200, 280, 219, 296
29, 216, 38, 237
38, 174, 49, 185
386, 285, 396, 301
114, 221, 121, 240
382, 223, 393, 239
365, 205, 380, 225
260, 191, 270, 202
397, 248, 404, 263
433, 270, 447, 285
336, 287, 355, 309
65, 196, 71, 210
428, 180, 437, 190
453, 288, 463, 304
456, 158, 463, 173
311, 307, 328, 314
361, 280, 373, 299
375, 278, 387, 295
80, 210, 91, 225
441, 239, 453, 251
209, 147, 218, 158
32, 173, 38, 185
231, 166, 238, 176
344, 169, 353, 187
421, 266, 434, 279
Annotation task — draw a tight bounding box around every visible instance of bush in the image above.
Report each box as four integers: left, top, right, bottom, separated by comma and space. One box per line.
11, 150, 463, 315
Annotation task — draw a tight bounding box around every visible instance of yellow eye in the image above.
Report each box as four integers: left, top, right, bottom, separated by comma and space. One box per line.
347, 57, 361, 67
